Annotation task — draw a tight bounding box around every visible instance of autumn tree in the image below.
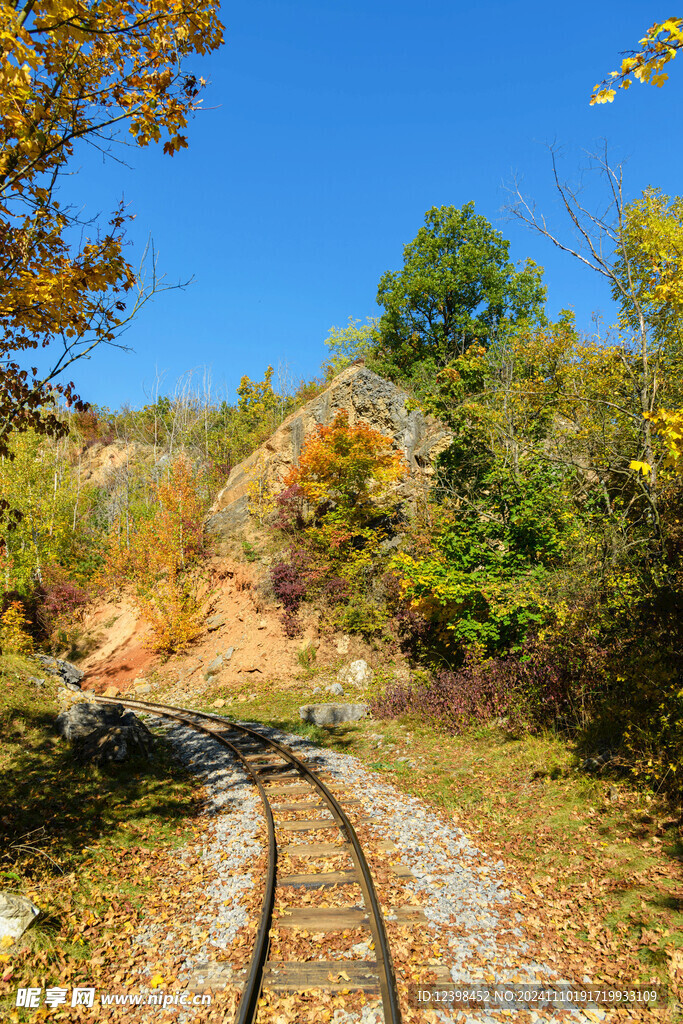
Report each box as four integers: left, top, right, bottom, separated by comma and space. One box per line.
102, 456, 209, 652
591, 17, 683, 104
510, 151, 683, 545
322, 316, 380, 377
271, 412, 406, 637
374, 204, 546, 383
0, 0, 224, 460
286, 411, 405, 514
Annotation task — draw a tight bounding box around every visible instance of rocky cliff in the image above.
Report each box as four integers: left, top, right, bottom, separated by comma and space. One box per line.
206, 365, 452, 538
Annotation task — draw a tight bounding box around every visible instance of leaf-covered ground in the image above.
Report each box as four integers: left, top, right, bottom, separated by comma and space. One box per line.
2, 649, 681, 1021
0, 655, 227, 1021
183, 666, 683, 1020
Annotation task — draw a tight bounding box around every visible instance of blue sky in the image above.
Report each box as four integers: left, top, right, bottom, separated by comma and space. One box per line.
59, 1, 681, 409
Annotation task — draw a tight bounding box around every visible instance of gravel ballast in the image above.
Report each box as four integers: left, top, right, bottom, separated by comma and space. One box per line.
134, 715, 606, 1023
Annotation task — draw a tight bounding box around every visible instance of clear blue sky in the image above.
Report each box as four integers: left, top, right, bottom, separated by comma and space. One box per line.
58, 1, 681, 409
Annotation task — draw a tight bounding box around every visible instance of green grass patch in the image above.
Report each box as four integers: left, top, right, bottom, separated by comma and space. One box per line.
0, 654, 207, 1020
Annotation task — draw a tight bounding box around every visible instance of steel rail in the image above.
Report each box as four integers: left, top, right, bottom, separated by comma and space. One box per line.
92, 694, 402, 1024
94, 696, 275, 1024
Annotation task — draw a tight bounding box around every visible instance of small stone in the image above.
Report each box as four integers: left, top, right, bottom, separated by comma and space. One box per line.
206, 615, 225, 631
0, 892, 40, 941
257, 619, 267, 630
28, 676, 46, 689
336, 635, 351, 655
206, 655, 223, 675
212, 699, 226, 709
57, 687, 84, 705
103, 685, 120, 698
224, 647, 234, 662
327, 682, 344, 696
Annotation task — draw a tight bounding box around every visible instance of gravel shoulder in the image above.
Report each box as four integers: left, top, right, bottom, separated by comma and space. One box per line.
133, 714, 614, 1024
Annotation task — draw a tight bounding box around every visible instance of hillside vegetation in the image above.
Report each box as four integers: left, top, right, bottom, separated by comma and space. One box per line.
2, 200, 683, 809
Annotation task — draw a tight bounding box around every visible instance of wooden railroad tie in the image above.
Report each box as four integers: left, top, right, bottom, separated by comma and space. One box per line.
264, 783, 355, 796
272, 799, 361, 811
277, 906, 426, 929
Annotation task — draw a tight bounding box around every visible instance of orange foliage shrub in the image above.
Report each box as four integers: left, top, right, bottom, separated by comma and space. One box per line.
285, 411, 405, 512
101, 458, 209, 653
0, 601, 34, 655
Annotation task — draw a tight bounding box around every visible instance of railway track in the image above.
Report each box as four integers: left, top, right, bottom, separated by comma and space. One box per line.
93, 694, 405, 1023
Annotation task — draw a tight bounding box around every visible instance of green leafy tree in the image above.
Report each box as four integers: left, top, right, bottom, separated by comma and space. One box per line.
322, 317, 380, 377
0, 430, 101, 594
374, 204, 546, 381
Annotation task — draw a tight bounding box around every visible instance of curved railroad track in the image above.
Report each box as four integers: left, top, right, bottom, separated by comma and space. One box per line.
93, 694, 403, 1024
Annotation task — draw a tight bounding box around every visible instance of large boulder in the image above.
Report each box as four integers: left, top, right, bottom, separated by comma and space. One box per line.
205, 365, 452, 537
299, 703, 369, 727
0, 893, 40, 941
55, 702, 153, 765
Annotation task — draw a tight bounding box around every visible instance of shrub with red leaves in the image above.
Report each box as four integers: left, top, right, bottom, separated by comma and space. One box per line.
273, 484, 308, 532
280, 609, 301, 638
36, 566, 90, 639
322, 576, 351, 606
270, 549, 309, 613
371, 637, 607, 734
371, 659, 511, 733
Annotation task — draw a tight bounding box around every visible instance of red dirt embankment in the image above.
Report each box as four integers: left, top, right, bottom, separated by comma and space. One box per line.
78, 558, 333, 697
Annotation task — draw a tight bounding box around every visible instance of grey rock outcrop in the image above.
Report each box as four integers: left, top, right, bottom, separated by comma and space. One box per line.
299, 703, 369, 726
56, 702, 154, 765
0, 892, 40, 941
34, 654, 83, 690
206, 365, 452, 536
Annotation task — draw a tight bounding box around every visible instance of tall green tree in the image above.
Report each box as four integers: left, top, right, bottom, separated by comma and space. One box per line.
375, 204, 546, 379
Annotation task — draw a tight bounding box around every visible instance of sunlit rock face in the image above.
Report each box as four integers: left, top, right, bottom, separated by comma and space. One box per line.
205, 365, 452, 538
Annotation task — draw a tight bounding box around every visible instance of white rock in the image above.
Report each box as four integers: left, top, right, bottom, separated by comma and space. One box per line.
337, 659, 374, 688
0, 892, 40, 941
